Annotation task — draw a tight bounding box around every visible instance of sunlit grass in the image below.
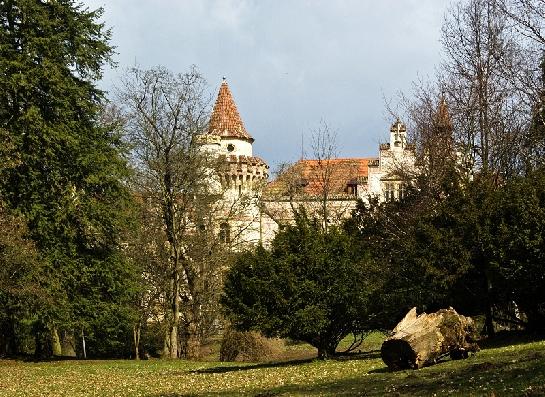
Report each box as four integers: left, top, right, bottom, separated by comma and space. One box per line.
1, 335, 544, 396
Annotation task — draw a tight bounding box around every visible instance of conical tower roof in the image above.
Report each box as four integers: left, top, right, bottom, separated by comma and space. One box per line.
208, 79, 254, 142
436, 95, 452, 130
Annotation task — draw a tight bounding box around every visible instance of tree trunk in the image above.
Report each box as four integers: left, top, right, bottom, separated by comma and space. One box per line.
185, 322, 201, 359
381, 307, 479, 370
34, 322, 53, 359
169, 324, 178, 359
163, 328, 170, 358
60, 330, 76, 357
51, 328, 62, 356
317, 345, 335, 360
81, 329, 87, 359
169, 263, 180, 359
483, 276, 496, 338
2, 316, 17, 356
164, 253, 180, 359
316, 337, 336, 360
133, 323, 141, 360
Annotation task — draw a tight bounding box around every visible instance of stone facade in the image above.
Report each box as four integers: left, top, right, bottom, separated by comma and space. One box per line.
196, 79, 269, 247
198, 80, 416, 247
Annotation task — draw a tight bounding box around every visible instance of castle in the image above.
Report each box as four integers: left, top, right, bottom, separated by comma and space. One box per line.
198, 79, 416, 247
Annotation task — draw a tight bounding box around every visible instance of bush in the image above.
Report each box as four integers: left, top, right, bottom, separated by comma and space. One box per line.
220, 327, 280, 362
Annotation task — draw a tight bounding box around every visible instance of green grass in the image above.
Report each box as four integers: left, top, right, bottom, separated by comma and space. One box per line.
1, 335, 545, 396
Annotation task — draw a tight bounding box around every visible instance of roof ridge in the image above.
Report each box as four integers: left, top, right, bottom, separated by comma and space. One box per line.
298, 157, 375, 162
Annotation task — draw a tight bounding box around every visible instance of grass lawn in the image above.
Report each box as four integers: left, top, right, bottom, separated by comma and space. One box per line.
1, 334, 544, 396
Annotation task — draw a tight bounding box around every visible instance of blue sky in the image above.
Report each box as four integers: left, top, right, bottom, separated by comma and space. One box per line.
84, 0, 452, 169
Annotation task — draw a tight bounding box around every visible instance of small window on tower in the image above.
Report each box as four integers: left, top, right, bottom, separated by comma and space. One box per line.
227, 143, 235, 152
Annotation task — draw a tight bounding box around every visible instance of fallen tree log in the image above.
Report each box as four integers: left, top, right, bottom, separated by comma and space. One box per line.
381, 307, 479, 370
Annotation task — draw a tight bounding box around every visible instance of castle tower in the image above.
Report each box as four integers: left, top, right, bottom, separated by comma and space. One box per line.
434, 95, 454, 150
389, 118, 407, 151
201, 79, 269, 193
436, 96, 452, 130
196, 79, 269, 246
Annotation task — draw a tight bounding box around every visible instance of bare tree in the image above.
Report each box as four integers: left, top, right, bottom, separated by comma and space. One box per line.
441, 0, 528, 177
309, 121, 339, 232
263, 121, 358, 232
118, 65, 226, 358
498, 0, 545, 46
118, 66, 263, 359
495, 0, 545, 169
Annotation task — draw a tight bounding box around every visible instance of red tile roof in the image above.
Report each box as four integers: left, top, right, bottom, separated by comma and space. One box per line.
208, 80, 254, 142
267, 158, 373, 197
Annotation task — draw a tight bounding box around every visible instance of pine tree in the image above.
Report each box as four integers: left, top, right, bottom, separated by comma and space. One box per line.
0, 0, 136, 357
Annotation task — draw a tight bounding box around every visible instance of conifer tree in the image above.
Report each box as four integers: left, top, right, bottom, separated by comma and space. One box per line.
0, 0, 135, 357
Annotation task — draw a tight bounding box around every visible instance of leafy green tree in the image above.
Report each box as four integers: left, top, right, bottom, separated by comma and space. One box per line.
222, 211, 372, 359
0, 0, 136, 357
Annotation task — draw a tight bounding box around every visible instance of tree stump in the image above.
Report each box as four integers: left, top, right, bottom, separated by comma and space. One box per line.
381, 307, 479, 370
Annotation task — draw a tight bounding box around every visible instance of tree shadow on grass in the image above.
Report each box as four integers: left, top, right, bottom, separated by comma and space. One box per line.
334, 350, 381, 361
193, 350, 381, 375
478, 330, 545, 350
192, 357, 315, 374
148, 352, 545, 397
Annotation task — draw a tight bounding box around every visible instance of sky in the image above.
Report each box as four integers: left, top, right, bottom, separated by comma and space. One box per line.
83, 0, 452, 170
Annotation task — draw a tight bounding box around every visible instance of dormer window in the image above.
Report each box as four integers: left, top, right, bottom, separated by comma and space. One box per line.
227, 143, 235, 152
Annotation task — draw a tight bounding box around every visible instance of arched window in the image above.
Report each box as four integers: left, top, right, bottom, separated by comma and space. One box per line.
219, 222, 231, 245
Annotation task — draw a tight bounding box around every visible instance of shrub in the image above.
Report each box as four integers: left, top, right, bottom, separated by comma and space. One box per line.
220, 327, 279, 362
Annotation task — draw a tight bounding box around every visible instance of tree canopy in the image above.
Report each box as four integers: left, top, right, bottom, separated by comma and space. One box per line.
0, 0, 137, 357
222, 211, 373, 359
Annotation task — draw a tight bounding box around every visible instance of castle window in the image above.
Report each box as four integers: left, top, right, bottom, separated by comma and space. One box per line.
227, 143, 235, 152
399, 183, 407, 200
219, 222, 231, 245
394, 133, 400, 147
384, 183, 395, 202
346, 184, 357, 196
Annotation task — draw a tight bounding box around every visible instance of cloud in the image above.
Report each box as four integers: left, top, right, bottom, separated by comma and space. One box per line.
84, 0, 452, 169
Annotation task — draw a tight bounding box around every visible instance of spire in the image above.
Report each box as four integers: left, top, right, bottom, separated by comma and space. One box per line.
208, 79, 254, 142
436, 94, 452, 131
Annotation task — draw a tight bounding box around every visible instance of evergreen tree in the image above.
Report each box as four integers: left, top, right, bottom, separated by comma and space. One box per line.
222, 211, 372, 359
0, 0, 136, 357
0, 203, 45, 356
491, 170, 545, 331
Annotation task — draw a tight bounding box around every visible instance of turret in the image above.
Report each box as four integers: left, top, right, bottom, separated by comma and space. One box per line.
197, 78, 269, 193
389, 118, 407, 151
